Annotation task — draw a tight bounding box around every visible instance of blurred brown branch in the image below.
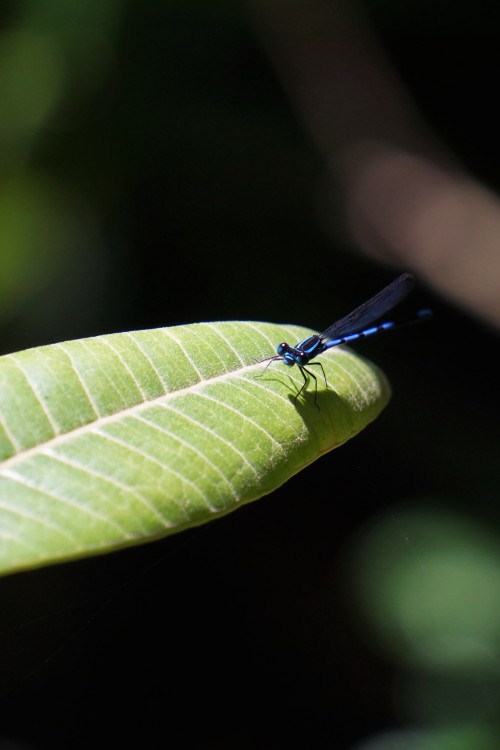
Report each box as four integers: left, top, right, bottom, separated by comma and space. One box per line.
247, 0, 500, 328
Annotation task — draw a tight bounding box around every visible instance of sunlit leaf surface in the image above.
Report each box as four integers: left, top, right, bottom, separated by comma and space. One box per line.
0, 321, 390, 576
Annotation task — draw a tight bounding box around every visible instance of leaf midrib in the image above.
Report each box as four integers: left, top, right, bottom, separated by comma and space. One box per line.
1, 359, 264, 471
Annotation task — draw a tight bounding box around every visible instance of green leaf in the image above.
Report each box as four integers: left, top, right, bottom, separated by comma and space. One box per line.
0, 321, 390, 576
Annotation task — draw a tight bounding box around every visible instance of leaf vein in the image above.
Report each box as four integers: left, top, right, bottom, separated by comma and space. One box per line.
43, 448, 174, 529
93, 429, 214, 513
157, 403, 261, 478
2, 466, 130, 536
194, 391, 286, 454
54, 343, 101, 417
0, 475, 86, 544
123, 333, 166, 391
132, 413, 239, 498
98, 338, 148, 401
163, 329, 203, 379
0, 360, 275, 472
192, 324, 245, 366
7, 355, 59, 436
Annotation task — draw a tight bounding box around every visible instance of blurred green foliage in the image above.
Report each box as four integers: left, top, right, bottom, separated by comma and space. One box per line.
349, 506, 500, 740
0, 1, 121, 343
353, 508, 500, 674
0, 0, 320, 348
352, 723, 500, 750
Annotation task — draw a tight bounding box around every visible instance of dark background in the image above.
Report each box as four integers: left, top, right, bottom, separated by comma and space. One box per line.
1, 2, 500, 748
